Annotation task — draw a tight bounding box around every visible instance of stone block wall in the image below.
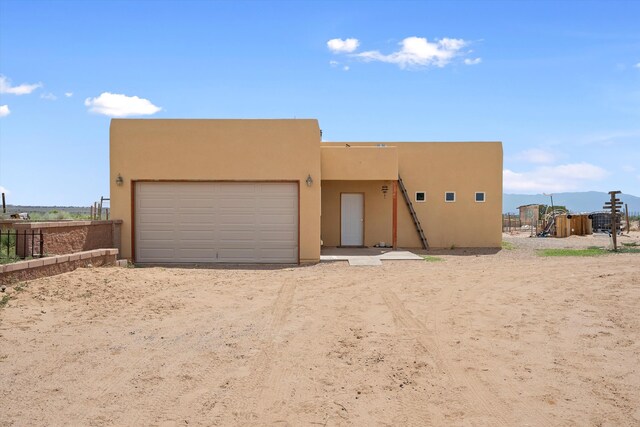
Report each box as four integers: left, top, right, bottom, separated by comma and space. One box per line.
10, 220, 122, 258
0, 249, 119, 285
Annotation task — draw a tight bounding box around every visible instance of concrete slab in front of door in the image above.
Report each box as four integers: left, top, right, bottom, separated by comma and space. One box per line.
320, 248, 423, 266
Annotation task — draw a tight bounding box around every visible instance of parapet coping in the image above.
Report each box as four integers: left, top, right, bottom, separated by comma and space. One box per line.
1, 248, 119, 273
8, 220, 123, 230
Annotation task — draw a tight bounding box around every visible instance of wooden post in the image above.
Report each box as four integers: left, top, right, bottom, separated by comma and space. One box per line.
605, 191, 622, 251
392, 181, 398, 249
1, 192, 5, 214
612, 208, 617, 251
625, 203, 630, 234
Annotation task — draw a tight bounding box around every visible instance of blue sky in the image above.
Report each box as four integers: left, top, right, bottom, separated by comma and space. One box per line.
0, 0, 639, 205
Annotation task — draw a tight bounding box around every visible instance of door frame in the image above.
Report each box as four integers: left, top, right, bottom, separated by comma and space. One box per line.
131, 180, 300, 264
339, 192, 365, 247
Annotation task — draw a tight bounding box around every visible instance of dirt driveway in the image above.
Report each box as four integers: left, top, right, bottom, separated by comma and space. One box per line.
1, 239, 639, 426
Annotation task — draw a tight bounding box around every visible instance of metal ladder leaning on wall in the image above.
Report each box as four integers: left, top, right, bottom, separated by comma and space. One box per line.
398, 175, 429, 249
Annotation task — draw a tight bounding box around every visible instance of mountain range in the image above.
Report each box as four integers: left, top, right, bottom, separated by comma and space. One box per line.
503, 191, 640, 213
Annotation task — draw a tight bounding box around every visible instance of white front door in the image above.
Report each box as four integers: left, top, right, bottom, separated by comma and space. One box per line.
341, 193, 364, 246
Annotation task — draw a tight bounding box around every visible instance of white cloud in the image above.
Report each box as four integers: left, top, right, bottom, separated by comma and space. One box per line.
327, 38, 360, 53
329, 60, 339, 67
343, 65, 350, 71
516, 148, 556, 164
0, 185, 9, 195
84, 92, 161, 117
635, 62, 640, 69
40, 92, 57, 101
464, 57, 482, 65
356, 36, 467, 69
504, 163, 608, 193
622, 165, 636, 173
0, 75, 42, 95
0, 105, 9, 117
65, 92, 73, 97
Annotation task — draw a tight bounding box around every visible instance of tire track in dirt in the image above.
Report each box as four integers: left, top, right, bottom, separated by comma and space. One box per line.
78, 335, 174, 424
128, 280, 298, 425
79, 281, 223, 425
378, 287, 448, 426
433, 278, 554, 426
380, 285, 510, 426
229, 281, 297, 422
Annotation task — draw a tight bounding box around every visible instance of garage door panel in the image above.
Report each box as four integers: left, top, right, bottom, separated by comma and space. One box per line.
139, 248, 176, 258
138, 212, 176, 223
176, 248, 217, 257
218, 198, 256, 209
218, 230, 256, 240
258, 214, 296, 225
259, 198, 296, 208
217, 214, 257, 225
256, 250, 297, 262
218, 248, 257, 260
216, 184, 253, 195
260, 230, 296, 239
139, 199, 177, 209
176, 231, 216, 239
176, 201, 217, 209
138, 230, 176, 240
136, 182, 298, 263
176, 213, 219, 224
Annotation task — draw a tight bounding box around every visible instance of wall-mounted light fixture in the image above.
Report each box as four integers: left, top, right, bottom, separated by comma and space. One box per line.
381, 185, 389, 198
306, 174, 313, 187
115, 174, 124, 186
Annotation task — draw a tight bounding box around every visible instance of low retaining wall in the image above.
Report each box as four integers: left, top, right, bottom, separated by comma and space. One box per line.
7, 220, 122, 258
0, 249, 119, 285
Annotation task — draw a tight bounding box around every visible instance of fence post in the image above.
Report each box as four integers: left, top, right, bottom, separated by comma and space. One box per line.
39, 230, 44, 258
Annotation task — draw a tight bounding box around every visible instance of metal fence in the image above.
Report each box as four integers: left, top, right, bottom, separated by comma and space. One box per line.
502, 213, 522, 232
0, 229, 45, 260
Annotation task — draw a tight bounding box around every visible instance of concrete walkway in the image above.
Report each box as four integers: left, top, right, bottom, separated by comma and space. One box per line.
320, 247, 424, 266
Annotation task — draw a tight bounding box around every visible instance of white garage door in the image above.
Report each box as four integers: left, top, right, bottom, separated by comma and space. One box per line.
135, 182, 298, 264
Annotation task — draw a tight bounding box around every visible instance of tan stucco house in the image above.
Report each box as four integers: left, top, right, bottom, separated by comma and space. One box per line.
110, 119, 502, 264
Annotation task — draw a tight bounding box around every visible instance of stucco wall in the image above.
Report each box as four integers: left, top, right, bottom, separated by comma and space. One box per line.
110, 119, 322, 263
321, 180, 393, 247
323, 142, 503, 248
321, 146, 398, 180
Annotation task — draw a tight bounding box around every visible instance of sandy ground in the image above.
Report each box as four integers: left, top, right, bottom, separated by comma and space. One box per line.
1, 235, 639, 426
